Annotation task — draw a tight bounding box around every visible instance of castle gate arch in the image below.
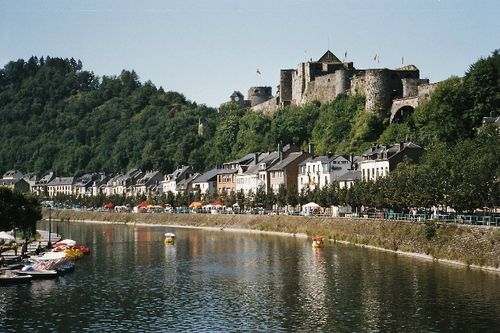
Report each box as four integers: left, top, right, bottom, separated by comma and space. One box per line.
390, 97, 419, 123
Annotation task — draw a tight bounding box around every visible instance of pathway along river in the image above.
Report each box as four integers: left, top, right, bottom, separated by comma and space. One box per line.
1, 220, 500, 332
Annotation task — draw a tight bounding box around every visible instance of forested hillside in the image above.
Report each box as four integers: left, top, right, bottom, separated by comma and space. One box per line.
0, 51, 498, 178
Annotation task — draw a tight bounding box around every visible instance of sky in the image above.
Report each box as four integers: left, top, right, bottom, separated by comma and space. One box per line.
1, 0, 499, 107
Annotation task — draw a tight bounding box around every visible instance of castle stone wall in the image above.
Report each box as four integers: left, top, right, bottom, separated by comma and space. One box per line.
402, 78, 419, 98
251, 96, 279, 115
304, 73, 339, 103
235, 51, 432, 118
417, 83, 437, 103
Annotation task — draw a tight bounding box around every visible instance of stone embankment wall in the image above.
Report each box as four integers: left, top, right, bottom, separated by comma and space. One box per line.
44, 209, 500, 271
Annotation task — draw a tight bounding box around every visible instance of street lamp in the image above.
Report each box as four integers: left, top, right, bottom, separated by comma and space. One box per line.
47, 206, 52, 249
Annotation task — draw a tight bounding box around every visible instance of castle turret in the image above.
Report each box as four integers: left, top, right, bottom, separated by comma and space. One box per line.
364, 69, 392, 115
248, 86, 272, 107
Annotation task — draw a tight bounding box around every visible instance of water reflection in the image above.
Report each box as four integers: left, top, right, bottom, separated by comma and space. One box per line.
1, 220, 498, 332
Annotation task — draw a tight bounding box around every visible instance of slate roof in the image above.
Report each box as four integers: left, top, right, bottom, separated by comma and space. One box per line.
166, 166, 191, 181
269, 152, 308, 171
47, 177, 75, 186
2, 170, 22, 179
317, 50, 341, 63
298, 155, 346, 166
136, 171, 163, 186
361, 142, 422, 160
37, 172, 55, 185
243, 152, 280, 175
177, 173, 200, 189
337, 170, 361, 181
224, 153, 260, 167
193, 168, 225, 183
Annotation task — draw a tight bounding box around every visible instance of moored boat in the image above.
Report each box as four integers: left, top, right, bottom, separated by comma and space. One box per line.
14, 266, 58, 279
0, 271, 32, 285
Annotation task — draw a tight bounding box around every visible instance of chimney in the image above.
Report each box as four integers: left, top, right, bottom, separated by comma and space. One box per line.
399, 142, 404, 151
309, 144, 315, 159
491, 111, 497, 118
254, 153, 259, 164
371, 144, 377, 152
278, 143, 283, 161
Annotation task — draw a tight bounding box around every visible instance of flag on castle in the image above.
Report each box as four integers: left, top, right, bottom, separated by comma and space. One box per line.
256, 69, 261, 75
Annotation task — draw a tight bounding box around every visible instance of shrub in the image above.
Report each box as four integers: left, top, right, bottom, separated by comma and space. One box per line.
424, 220, 437, 240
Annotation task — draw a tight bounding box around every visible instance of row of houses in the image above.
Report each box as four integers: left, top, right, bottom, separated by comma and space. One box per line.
0, 142, 424, 198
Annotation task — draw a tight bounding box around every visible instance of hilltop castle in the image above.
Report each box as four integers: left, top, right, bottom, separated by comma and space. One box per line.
230, 50, 437, 122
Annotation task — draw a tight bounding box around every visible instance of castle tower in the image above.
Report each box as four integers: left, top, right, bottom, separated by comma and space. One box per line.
247, 86, 272, 107
364, 69, 392, 115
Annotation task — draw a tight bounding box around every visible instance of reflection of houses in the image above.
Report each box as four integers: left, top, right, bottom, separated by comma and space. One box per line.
133, 171, 163, 196
269, 150, 309, 193
192, 168, 225, 196
298, 146, 351, 191
32, 172, 56, 195
47, 177, 75, 197
218, 153, 259, 194
161, 166, 193, 195
360, 142, 423, 181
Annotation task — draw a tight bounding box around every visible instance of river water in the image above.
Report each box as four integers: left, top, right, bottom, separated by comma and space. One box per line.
1, 220, 499, 332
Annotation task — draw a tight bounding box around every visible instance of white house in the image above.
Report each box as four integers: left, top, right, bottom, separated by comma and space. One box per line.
161, 166, 192, 195
236, 152, 279, 195
192, 168, 224, 196
298, 155, 351, 191
360, 142, 423, 181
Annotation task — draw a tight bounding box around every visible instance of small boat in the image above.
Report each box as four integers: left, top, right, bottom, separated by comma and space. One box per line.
0, 271, 32, 285
164, 232, 176, 244
312, 236, 325, 248
14, 266, 59, 280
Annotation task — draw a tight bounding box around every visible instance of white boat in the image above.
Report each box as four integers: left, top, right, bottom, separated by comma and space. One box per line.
14, 266, 58, 279
0, 271, 32, 285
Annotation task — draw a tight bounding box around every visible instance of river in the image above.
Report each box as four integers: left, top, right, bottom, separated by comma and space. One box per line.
1, 220, 499, 332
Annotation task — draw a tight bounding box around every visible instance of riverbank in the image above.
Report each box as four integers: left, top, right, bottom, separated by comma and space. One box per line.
43, 209, 500, 272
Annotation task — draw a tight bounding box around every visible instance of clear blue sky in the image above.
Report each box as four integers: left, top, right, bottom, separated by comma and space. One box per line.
1, 0, 498, 107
